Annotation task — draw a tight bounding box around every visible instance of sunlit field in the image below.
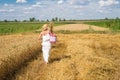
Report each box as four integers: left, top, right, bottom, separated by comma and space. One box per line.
0, 32, 120, 80
0, 33, 41, 79
0, 21, 120, 80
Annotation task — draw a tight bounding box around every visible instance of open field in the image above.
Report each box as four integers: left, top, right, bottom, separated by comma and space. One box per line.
0, 19, 120, 34
0, 22, 74, 34
11, 33, 120, 80
84, 19, 120, 31
0, 22, 41, 34
0, 24, 120, 80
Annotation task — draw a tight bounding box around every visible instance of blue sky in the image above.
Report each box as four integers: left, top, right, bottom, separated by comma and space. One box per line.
0, 0, 120, 21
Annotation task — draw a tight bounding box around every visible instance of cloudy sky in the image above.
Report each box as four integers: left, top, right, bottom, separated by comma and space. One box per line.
0, 0, 120, 20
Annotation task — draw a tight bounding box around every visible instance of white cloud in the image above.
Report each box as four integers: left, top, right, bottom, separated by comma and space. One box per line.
73, 5, 84, 9
97, 0, 119, 14
68, 0, 91, 10
0, 9, 15, 12
0, 9, 7, 12
24, 11, 33, 14
98, 0, 119, 7
0, 0, 120, 20
32, 2, 42, 8
96, 6, 112, 14
4, 3, 13, 7
16, 0, 27, 3
58, 0, 64, 4
69, 0, 90, 5
4, 3, 9, 7
24, 7, 33, 10
9, 9, 15, 12
97, 9, 108, 13
24, 2, 43, 11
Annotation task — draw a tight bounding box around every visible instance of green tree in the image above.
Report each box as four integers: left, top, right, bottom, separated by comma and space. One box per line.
14, 19, 17, 22
23, 20, 27, 22
115, 17, 119, 20
46, 19, 49, 22
55, 17, 58, 21
52, 18, 55, 22
4, 19, 8, 22
105, 17, 108, 20
29, 17, 36, 22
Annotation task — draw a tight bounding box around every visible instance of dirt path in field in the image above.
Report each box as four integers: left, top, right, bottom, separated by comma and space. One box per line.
54, 24, 109, 31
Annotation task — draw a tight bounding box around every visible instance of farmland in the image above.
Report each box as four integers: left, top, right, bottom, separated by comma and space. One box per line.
84, 19, 120, 31
0, 22, 41, 34
0, 21, 75, 35
0, 21, 120, 80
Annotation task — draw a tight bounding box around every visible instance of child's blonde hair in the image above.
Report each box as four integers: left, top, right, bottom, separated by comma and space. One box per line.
42, 24, 49, 31
41, 22, 54, 32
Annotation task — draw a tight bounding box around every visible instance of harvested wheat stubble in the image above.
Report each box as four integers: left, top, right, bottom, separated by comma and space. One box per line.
0, 33, 41, 80
0, 24, 119, 80
13, 33, 120, 80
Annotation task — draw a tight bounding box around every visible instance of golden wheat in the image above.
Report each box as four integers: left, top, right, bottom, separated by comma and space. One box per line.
6, 33, 119, 80
0, 33, 41, 79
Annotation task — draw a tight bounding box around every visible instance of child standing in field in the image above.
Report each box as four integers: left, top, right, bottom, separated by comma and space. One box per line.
38, 23, 54, 64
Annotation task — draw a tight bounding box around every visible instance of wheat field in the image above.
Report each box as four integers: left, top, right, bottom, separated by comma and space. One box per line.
0, 24, 120, 80
0, 33, 41, 80
0, 32, 120, 80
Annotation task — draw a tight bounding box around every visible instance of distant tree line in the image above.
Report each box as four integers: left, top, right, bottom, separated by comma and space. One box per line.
105, 17, 120, 20
1, 17, 120, 22
1, 17, 67, 22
